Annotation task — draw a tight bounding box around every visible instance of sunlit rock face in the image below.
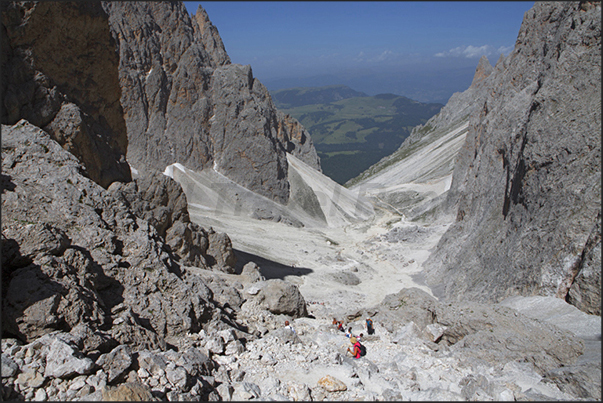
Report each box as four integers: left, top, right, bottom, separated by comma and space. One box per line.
102, 2, 319, 204
424, 1, 601, 314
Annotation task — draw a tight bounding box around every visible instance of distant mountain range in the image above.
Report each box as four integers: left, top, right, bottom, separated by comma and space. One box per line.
271, 85, 443, 184
263, 65, 477, 105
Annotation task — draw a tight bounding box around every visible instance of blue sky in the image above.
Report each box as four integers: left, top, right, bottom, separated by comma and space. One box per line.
184, 1, 534, 102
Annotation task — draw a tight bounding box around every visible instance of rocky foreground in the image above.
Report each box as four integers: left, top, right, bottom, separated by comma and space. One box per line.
2, 278, 600, 401
2, 120, 600, 402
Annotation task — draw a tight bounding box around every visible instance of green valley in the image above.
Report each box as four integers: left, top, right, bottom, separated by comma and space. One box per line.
271, 86, 443, 185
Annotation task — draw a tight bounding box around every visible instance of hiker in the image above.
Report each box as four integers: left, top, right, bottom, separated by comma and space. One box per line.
337, 321, 344, 332
346, 337, 362, 359
345, 327, 353, 338
357, 333, 364, 342
332, 318, 338, 325
284, 320, 295, 334
366, 317, 374, 335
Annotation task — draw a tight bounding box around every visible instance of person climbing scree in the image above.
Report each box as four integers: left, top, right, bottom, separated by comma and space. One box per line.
366, 317, 374, 335
345, 327, 353, 338
284, 320, 295, 334
347, 336, 363, 359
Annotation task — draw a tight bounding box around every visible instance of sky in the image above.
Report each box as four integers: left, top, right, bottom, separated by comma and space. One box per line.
184, 1, 534, 103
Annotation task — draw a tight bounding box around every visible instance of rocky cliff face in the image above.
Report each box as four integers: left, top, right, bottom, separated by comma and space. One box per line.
1, 2, 131, 188
424, 1, 601, 314
2, 1, 320, 203
102, 1, 320, 204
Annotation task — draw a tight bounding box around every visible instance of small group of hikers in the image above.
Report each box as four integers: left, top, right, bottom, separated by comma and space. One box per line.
283, 317, 375, 359
332, 317, 375, 359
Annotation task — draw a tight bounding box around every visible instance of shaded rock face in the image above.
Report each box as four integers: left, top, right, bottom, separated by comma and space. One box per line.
1, 1, 131, 188
1, 121, 221, 345
102, 1, 320, 204
424, 1, 601, 314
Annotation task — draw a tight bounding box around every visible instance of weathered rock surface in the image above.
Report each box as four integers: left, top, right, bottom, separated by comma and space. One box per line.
102, 1, 320, 204
1, 121, 221, 345
107, 173, 236, 272
1, 2, 131, 188
424, 1, 601, 314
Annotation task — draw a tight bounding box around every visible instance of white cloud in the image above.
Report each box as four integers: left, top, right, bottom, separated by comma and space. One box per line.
463, 45, 491, 58
497, 45, 514, 56
435, 45, 498, 59
354, 51, 366, 62
375, 50, 394, 62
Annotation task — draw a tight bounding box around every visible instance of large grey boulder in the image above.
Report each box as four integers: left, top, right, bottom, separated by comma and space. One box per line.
43, 338, 95, 379
249, 279, 308, 317
424, 1, 601, 314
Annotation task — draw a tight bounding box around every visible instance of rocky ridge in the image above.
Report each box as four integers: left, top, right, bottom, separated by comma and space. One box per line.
102, 1, 320, 204
2, 1, 320, 204
423, 1, 601, 314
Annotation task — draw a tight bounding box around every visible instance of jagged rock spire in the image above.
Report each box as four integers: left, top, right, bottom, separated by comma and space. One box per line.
470, 55, 494, 87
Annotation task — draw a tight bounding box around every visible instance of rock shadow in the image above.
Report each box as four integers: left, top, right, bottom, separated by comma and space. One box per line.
233, 249, 313, 280
1, 173, 16, 194
1, 238, 71, 342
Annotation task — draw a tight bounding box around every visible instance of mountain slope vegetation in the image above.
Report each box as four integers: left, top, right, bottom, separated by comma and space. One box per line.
272, 86, 443, 184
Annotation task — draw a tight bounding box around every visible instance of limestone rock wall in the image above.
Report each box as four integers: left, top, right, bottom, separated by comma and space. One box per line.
102, 1, 320, 204
1, 2, 131, 188
424, 1, 601, 314
2, 1, 320, 203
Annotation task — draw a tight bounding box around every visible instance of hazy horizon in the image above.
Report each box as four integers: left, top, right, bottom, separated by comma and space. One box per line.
184, 1, 534, 103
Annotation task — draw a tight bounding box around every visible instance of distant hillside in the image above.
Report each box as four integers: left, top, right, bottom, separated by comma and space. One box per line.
273, 87, 443, 184
271, 85, 368, 108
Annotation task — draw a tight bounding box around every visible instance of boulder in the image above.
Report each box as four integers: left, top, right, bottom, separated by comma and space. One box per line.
174, 347, 214, 377
206, 230, 237, 273
15, 370, 45, 389
253, 279, 308, 317
1, 354, 19, 378
101, 382, 154, 401
136, 350, 167, 377
317, 375, 347, 392
96, 345, 133, 384
241, 262, 265, 283
43, 338, 95, 379
231, 381, 261, 400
